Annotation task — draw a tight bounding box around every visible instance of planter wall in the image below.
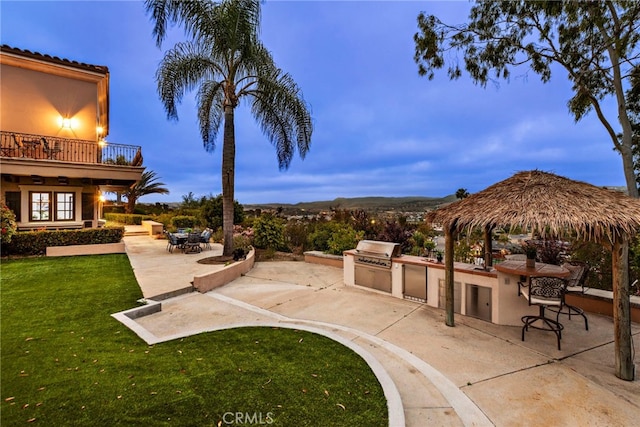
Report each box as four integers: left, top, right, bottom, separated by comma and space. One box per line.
566, 292, 640, 324
304, 251, 343, 268
192, 249, 255, 293
46, 242, 126, 257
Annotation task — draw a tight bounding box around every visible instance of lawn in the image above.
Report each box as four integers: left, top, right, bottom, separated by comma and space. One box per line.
1, 255, 387, 426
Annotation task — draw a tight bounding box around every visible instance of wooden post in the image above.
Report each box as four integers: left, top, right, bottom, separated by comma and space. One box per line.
611, 239, 635, 381
445, 225, 455, 327
484, 225, 493, 270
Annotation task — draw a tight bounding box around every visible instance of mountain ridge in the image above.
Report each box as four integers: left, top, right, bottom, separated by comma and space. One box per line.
243, 195, 457, 213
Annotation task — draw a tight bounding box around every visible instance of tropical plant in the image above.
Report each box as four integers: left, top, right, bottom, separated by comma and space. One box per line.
414, 1, 640, 198
147, 0, 313, 256
181, 191, 202, 209
123, 170, 169, 214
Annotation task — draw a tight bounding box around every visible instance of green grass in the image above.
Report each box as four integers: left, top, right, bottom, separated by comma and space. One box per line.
1, 255, 387, 426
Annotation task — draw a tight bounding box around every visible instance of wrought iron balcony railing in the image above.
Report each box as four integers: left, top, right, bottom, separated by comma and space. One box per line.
0, 131, 142, 166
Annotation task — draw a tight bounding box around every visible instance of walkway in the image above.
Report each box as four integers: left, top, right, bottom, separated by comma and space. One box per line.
120, 235, 640, 426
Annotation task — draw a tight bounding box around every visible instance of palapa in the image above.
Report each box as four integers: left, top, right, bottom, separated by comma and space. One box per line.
425, 170, 640, 380
425, 170, 640, 243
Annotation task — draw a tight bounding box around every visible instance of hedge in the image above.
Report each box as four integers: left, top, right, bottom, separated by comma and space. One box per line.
171, 215, 198, 229
104, 213, 151, 225
1, 227, 125, 256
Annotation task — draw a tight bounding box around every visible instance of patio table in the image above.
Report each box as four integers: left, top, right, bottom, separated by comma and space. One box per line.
495, 260, 570, 280
172, 233, 188, 250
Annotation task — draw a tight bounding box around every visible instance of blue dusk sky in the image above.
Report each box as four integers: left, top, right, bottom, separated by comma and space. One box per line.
0, 1, 628, 204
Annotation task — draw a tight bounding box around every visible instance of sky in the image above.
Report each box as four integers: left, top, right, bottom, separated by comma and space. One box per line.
0, 1, 630, 205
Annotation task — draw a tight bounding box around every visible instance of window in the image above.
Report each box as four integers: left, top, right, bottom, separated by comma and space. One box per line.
55, 192, 74, 220
29, 191, 75, 222
30, 192, 50, 221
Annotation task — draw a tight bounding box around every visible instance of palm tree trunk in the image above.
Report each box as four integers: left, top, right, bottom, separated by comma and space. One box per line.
126, 197, 136, 214
222, 105, 236, 256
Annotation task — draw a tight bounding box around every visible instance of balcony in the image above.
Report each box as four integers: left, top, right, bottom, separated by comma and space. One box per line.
0, 131, 142, 166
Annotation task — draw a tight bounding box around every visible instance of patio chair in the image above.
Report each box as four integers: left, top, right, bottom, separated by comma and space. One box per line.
519, 276, 566, 350
200, 229, 212, 250
41, 137, 62, 159
551, 262, 589, 330
166, 231, 180, 253
183, 232, 202, 254
2, 133, 24, 157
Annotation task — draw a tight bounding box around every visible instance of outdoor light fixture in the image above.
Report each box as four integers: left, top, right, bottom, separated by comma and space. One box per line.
96, 125, 104, 136
58, 116, 77, 130
31, 175, 44, 185
98, 139, 107, 147
98, 193, 106, 203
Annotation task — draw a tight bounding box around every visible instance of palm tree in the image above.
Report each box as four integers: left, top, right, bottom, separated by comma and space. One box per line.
455, 188, 469, 200
147, 0, 313, 256
124, 170, 170, 214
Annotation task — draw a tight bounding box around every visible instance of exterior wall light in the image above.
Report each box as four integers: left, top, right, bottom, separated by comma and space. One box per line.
58, 116, 77, 130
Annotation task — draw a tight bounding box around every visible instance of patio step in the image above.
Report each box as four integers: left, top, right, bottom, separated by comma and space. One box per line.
124, 230, 149, 237
124, 225, 148, 237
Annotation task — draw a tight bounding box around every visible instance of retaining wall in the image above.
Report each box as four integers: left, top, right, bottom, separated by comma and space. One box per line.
303, 251, 343, 268
46, 242, 126, 257
192, 249, 256, 293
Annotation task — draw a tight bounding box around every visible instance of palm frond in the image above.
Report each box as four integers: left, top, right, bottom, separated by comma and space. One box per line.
125, 170, 170, 200
197, 80, 226, 152
156, 41, 222, 120
144, 0, 219, 47
249, 63, 313, 169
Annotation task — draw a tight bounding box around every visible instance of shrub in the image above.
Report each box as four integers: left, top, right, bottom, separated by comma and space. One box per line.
153, 213, 176, 229
307, 221, 339, 252
253, 213, 286, 251
377, 220, 415, 254
232, 234, 253, 260
327, 223, 363, 255
569, 239, 612, 291
535, 240, 566, 265
211, 228, 224, 243
285, 219, 310, 252
171, 215, 198, 230
1, 202, 17, 244
200, 194, 245, 230
2, 227, 124, 256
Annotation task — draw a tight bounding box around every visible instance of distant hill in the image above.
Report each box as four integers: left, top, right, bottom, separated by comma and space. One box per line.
243, 195, 457, 214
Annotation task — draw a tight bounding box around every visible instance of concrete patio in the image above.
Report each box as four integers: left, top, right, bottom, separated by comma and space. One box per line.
120, 234, 640, 426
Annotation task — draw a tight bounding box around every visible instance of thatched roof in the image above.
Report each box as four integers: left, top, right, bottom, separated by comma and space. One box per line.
425, 170, 640, 242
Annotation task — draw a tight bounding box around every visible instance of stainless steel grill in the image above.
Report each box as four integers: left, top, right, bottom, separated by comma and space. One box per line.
353, 240, 401, 293
354, 240, 402, 269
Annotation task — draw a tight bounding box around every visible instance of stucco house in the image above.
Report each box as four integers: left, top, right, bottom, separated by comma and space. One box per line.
0, 45, 144, 230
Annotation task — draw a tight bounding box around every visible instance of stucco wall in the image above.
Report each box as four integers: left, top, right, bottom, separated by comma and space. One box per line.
1, 64, 99, 141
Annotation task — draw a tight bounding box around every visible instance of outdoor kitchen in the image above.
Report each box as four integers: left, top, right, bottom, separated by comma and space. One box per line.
343, 240, 547, 326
